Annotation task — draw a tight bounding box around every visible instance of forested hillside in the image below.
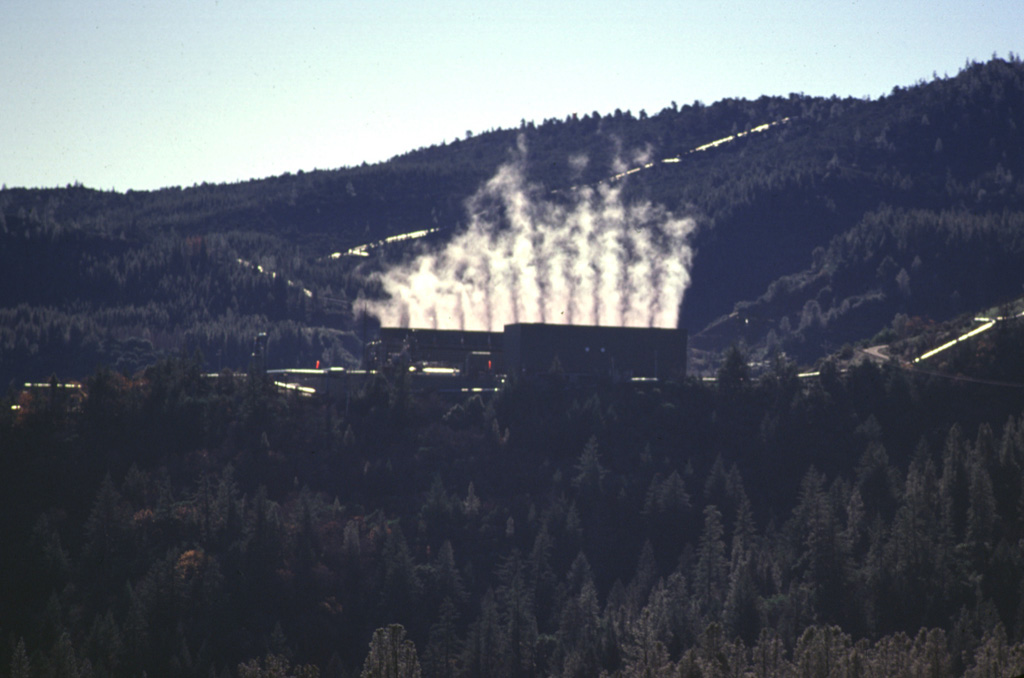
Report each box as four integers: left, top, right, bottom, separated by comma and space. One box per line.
5, 56, 1024, 677
3, 57, 1024, 384
4, 343, 1024, 676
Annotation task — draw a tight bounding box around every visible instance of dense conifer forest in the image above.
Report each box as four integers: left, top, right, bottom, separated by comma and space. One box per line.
4, 347, 1024, 676
4, 56, 1024, 676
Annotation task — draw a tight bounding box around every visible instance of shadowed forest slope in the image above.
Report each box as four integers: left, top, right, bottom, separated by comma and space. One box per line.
3, 57, 1024, 384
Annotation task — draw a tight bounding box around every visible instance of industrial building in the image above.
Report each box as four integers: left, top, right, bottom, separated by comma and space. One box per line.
261, 324, 685, 399
504, 323, 687, 381
365, 324, 686, 383
366, 327, 504, 377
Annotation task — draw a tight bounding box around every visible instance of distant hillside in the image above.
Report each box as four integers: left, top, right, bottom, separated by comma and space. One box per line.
2, 56, 1024, 385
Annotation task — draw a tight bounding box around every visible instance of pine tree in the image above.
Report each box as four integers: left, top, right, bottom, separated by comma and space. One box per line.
939, 424, 970, 544
643, 572, 691, 660
527, 524, 557, 629
215, 463, 242, 546
891, 452, 941, 627
693, 622, 747, 678
911, 627, 951, 678
84, 473, 130, 578
790, 468, 848, 625
626, 541, 659, 616
854, 440, 899, 523
571, 436, 607, 496
694, 505, 728, 621
965, 459, 997, 561
430, 540, 467, 605
495, 550, 538, 678
555, 578, 603, 678
793, 625, 852, 678
380, 523, 421, 624
993, 415, 1023, 527
238, 653, 320, 678
750, 628, 789, 678
724, 552, 761, 646
10, 637, 31, 678
361, 624, 421, 678
869, 631, 913, 677
425, 598, 461, 678
620, 607, 673, 678
462, 591, 502, 678
122, 580, 150, 673
462, 482, 481, 517
717, 345, 749, 394
86, 609, 124, 675
48, 631, 84, 678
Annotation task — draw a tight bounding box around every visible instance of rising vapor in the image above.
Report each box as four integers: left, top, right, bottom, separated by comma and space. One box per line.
364, 139, 696, 331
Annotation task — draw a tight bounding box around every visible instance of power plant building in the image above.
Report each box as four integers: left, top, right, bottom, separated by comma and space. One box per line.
367, 327, 504, 376
366, 324, 686, 382
504, 323, 686, 380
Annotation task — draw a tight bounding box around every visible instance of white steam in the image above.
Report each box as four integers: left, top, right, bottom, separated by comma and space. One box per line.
365, 144, 696, 331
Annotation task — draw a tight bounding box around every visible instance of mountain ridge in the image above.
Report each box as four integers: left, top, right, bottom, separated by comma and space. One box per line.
2, 56, 1023, 384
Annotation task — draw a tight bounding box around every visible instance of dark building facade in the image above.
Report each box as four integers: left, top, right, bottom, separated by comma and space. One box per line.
504, 323, 687, 380
366, 327, 504, 375
366, 324, 686, 382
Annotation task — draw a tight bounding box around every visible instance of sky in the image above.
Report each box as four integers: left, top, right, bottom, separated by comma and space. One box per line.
2, 0, 1021, 192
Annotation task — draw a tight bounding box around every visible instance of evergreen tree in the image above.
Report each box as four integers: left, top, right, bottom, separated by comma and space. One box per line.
571, 436, 607, 496
724, 552, 761, 646
642, 572, 692, 660
429, 540, 468, 606
964, 624, 1024, 678
83, 474, 130, 578
554, 577, 603, 678
692, 622, 747, 678
694, 505, 728, 621
9, 637, 31, 678
965, 459, 997, 561
425, 598, 462, 678
789, 468, 848, 625
749, 628, 789, 678
462, 591, 502, 678
890, 452, 943, 628
620, 607, 673, 678
792, 625, 852, 678
47, 631, 87, 678
911, 628, 952, 678
526, 525, 557, 629
361, 624, 421, 678
238, 653, 320, 678
495, 550, 538, 678
380, 523, 421, 625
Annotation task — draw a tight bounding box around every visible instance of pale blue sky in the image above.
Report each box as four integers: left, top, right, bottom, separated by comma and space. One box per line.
2, 0, 1021, 191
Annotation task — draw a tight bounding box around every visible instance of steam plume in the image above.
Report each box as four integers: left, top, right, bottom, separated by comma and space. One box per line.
365, 142, 695, 331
